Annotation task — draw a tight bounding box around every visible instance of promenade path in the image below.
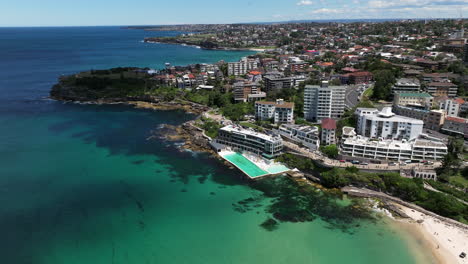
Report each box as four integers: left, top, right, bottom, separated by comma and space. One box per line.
283, 141, 442, 172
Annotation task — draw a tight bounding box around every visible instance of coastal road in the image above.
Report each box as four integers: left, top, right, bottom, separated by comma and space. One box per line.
345, 85, 361, 109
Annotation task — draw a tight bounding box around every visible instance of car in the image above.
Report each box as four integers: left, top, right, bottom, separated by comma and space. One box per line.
339, 160, 346, 163
389, 162, 397, 166
352, 160, 360, 164
361, 162, 369, 165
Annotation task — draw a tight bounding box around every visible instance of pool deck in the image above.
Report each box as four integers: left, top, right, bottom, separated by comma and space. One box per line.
219, 150, 291, 180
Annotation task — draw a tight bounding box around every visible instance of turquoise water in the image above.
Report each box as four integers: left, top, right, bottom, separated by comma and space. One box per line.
266, 164, 290, 174
0, 27, 436, 264
223, 152, 268, 178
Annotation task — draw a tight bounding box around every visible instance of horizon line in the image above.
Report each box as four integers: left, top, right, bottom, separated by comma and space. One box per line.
0, 17, 465, 28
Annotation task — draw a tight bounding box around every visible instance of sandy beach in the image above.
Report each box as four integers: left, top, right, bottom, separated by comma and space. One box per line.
394, 203, 467, 264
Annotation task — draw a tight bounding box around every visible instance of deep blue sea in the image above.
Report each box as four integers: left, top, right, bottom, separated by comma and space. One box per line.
0, 27, 435, 264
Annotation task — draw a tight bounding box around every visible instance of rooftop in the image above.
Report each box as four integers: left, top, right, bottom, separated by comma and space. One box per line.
280, 124, 318, 134
427, 82, 457, 87
321, 118, 337, 130
255, 100, 294, 109
397, 92, 432, 98
220, 125, 282, 142
395, 78, 420, 86
343, 136, 447, 150
445, 116, 468, 124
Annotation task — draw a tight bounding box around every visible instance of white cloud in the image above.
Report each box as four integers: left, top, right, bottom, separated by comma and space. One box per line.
368, 0, 468, 9
310, 8, 342, 14
297, 0, 314, 6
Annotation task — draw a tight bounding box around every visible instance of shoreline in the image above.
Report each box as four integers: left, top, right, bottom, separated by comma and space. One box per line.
144, 40, 266, 52
394, 203, 467, 264
343, 187, 467, 263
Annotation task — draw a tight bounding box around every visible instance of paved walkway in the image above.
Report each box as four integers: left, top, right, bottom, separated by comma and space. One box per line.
283, 141, 442, 171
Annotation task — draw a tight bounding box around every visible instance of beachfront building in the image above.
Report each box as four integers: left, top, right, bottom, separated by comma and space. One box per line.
393, 92, 433, 109
278, 124, 320, 150
228, 57, 259, 76
304, 81, 346, 123
255, 99, 294, 124
321, 118, 337, 146
356, 107, 423, 141
392, 78, 421, 94
340, 136, 448, 162
215, 125, 283, 158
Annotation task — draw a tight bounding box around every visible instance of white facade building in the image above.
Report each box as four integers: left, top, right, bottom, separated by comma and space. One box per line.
255, 99, 294, 124
228, 57, 259, 76
278, 124, 320, 150
340, 136, 447, 162
439, 98, 464, 117
215, 125, 283, 158
356, 107, 423, 141
304, 81, 346, 123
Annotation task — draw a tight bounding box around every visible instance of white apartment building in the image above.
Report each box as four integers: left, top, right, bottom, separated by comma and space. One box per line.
228, 57, 259, 76
321, 118, 337, 146
304, 81, 346, 123
255, 99, 294, 124
340, 136, 448, 162
439, 98, 465, 117
277, 124, 320, 150
356, 107, 423, 141
355, 108, 379, 131
215, 125, 283, 158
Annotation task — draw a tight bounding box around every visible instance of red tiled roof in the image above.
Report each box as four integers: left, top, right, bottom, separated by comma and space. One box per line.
454, 98, 465, 104
249, 71, 262, 75
321, 118, 337, 130
349, 71, 372, 77
446, 116, 468, 123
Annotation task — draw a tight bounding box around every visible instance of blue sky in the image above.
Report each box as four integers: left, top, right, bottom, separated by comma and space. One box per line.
1, 0, 467, 26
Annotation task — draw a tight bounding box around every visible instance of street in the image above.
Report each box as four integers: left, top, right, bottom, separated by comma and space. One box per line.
345, 85, 361, 109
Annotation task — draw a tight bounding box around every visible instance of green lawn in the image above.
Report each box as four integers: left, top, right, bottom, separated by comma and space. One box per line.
362, 87, 374, 98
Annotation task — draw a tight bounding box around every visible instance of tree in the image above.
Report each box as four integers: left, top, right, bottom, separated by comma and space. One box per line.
372, 69, 395, 101
320, 144, 339, 159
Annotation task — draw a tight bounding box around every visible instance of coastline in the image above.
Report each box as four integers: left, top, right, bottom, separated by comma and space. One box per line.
394, 203, 467, 264
144, 40, 266, 52
52, 96, 467, 264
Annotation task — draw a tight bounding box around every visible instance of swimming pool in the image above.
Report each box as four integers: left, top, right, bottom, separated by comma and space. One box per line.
222, 152, 268, 178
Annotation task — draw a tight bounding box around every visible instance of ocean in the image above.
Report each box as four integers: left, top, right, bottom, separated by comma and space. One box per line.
0, 27, 434, 264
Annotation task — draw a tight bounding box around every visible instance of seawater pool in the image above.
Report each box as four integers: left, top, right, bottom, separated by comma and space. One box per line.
222, 152, 268, 178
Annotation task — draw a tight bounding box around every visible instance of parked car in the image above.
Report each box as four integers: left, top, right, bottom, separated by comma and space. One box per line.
352, 160, 360, 164
339, 160, 346, 163
389, 162, 397, 166
361, 162, 369, 165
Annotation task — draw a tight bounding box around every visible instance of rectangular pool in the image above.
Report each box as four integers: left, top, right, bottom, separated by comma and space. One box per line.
222, 152, 268, 178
